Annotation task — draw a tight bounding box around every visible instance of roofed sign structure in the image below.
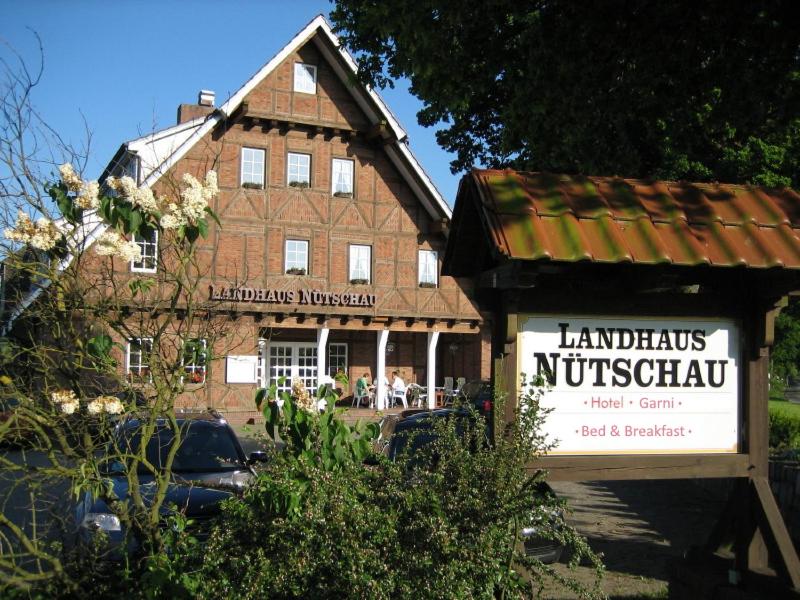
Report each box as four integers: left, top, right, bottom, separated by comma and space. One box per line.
444, 168, 800, 590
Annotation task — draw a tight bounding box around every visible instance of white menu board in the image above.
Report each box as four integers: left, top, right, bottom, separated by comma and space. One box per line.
518, 315, 740, 455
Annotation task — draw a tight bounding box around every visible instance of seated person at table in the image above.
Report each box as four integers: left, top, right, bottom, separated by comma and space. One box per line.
355, 373, 370, 406
391, 371, 407, 408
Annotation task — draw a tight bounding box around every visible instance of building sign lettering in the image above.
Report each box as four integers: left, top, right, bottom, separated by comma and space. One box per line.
209, 285, 376, 308
518, 315, 740, 456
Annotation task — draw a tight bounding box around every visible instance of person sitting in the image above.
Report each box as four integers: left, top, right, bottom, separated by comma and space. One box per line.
391, 370, 407, 409
354, 373, 370, 407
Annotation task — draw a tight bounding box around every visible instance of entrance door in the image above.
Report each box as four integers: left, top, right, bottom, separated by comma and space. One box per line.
267, 342, 318, 393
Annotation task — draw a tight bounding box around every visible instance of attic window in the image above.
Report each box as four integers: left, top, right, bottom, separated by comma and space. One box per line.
294, 63, 317, 94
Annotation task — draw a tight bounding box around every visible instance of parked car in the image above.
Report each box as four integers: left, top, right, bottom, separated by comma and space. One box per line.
386, 408, 564, 563
448, 379, 494, 417
0, 396, 36, 447
76, 410, 267, 557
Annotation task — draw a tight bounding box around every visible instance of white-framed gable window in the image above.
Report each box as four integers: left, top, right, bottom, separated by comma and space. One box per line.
293, 63, 317, 94
285, 239, 308, 275
332, 158, 354, 195
183, 338, 208, 384
127, 337, 153, 383
418, 249, 438, 287
131, 229, 158, 273
241, 147, 265, 188
349, 244, 371, 284
327, 343, 348, 378
287, 152, 311, 187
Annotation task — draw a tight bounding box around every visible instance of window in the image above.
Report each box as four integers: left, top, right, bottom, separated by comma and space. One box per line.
183, 338, 208, 384
331, 158, 354, 195
131, 229, 158, 273
327, 343, 348, 378
287, 152, 311, 187
241, 147, 265, 188
122, 155, 139, 183
418, 250, 438, 287
349, 244, 371, 284
293, 63, 317, 94
127, 338, 153, 382
285, 239, 308, 275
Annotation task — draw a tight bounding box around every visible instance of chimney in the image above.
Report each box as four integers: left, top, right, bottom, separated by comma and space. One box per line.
177, 89, 215, 124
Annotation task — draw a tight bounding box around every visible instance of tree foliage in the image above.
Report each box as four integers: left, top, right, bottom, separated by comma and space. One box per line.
331, 0, 800, 186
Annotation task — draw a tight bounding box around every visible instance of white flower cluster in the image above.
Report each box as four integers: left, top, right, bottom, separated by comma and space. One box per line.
291, 377, 315, 414
106, 175, 159, 214
161, 171, 218, 230
59, 164, 100, 210
95, 230, 142, 262
4, 210, 63, 251
50, 389, 80, 415
87, 395, 124, 415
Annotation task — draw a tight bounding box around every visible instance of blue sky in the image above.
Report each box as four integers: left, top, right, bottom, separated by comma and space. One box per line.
2, 0, 461, 204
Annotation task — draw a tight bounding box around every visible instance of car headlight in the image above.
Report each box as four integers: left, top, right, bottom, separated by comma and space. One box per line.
81, 512, 121, 532
220, 470, 252, 489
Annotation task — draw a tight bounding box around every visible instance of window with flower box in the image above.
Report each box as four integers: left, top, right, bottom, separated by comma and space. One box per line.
418, 249, 438, 287
349, 244, 371, 284
332, 158, 354, 196
327, 343, 348, 378
183, 338, 208, 384
293, 63, 317, 94
127, 337, 153, 383
241, 147, 265, 188
285, 239, 308, 275
287, 152, 311, 187
131, 229, 158, 273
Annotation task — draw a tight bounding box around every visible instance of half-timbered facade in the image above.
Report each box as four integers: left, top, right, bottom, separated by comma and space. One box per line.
100, 16, 489, 419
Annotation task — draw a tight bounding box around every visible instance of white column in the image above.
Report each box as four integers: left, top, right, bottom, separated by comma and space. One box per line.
317, 326, 329, 388
426, 331, 440, 409
376, 329, 389, 410
257, 339, 267, 388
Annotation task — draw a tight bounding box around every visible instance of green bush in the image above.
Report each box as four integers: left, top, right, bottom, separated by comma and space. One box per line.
769, 405, 800, 452
186, 378, 602, 599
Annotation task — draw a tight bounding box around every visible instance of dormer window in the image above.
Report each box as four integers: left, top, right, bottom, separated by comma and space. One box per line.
293, 63, 317, 94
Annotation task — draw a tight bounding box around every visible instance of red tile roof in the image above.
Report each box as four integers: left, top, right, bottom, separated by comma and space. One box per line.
470, 170, 800, 268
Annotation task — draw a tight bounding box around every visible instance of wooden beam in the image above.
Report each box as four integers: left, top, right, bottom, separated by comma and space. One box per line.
752, 476, 800, 590
536, 453, 752, 481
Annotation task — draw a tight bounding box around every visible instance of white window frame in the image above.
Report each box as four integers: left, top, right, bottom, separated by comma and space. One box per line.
241, 147, 265, 187
131, 229, 158, 273
285, 239, 309, 274
127, 337, 153, 383
327, 343, 348, 378
287, 152, 311, 187
349, 244, 371, 284
183, 338, 208, 384
293, 63, 317, 94
418, 249, 438, 287
331, 158, 354, 195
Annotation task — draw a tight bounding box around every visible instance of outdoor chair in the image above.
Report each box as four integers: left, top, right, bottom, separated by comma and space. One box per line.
443, 377, 455, 403
353, 386, 370, 408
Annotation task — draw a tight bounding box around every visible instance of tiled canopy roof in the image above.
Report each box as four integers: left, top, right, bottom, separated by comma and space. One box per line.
471, 170, 800, 268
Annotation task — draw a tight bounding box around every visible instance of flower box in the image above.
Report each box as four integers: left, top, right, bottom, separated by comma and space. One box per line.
286, 267, 306, 275
349, 278, 369, 285
289, 180, 309, 189
333, 191, 353, 198
242, 182, 263, 190
419, 281, 437, 289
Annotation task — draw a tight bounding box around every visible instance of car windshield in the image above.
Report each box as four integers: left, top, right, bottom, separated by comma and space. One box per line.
111, 422, 243, 473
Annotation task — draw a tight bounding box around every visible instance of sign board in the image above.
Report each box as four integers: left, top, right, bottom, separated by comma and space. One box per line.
518, 315, 740, 455
225, 355, 259, 384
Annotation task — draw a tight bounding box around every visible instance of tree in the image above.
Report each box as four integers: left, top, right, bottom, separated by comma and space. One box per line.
0, 37, 226, 595
331, 1, 800, 187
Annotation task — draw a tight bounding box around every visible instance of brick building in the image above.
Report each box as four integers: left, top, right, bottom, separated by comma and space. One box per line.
98, 16, 489, 419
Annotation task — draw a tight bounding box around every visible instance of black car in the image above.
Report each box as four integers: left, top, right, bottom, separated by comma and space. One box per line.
386, 408, 564, 563
76, 410, 267, 556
